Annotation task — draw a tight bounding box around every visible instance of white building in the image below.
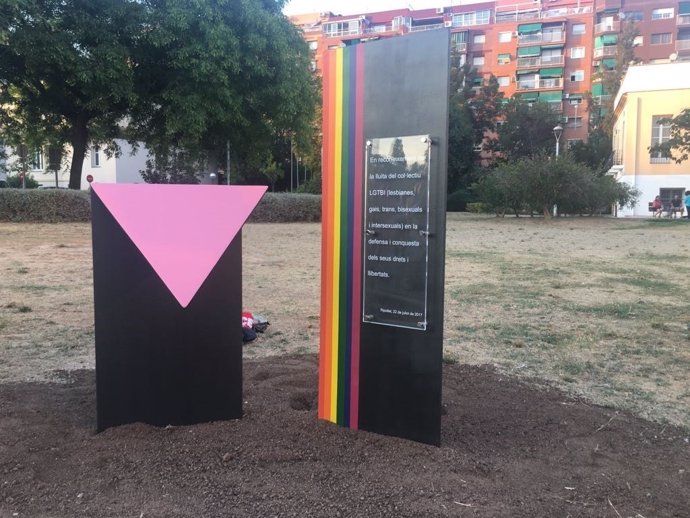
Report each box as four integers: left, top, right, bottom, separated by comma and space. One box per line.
610, 62, 690, 217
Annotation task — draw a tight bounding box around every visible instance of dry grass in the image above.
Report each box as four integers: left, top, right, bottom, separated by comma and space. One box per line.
1, 215, 688, 429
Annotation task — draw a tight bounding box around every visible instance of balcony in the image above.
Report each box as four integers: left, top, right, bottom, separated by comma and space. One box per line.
516, 77, 564, 90
409, 23, 445, 33
593, 46, 617, 58
592, 94, 612, 105
677, 39, 690, 52
516, 54, 564, 68
594, 20, 620, 34
678, 14, 690, 25
517, 30, 565, 46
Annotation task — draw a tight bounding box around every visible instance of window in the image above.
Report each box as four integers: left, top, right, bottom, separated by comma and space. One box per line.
91, 146, 101, 168
497, 76, 510, 87
497, 52, 511, 65
570, 47, 585, 59
633, 35, 644, 47
310, 60, 317, 72
473, 34, 486, 44
323, 20, 361, 37
498, 31, 512, 43
472, 55, 485, 66
453, 9, 491, 27
308, 41, 318, 51
31, 148, 44, 171
650, 115, 672, 163
651, 8, 674, 20
651, 33, 672, 45
566, 116, 583, 128
570, 70, 584, 82
622, 11, 643, 22
567, 139, 583, 149
572, 23, 586, 35
569, 97, 583, 105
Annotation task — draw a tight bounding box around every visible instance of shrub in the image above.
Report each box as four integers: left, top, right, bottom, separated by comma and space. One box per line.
0, 188, 322, 224
4, 174, 40, 189
0, 188, 91, 222
247, 193, 321, 223
447, 189, 473, 212
466, 202, 490, 213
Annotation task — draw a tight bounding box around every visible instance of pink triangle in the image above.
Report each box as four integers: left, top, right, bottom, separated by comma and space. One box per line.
92, 183, 266, 308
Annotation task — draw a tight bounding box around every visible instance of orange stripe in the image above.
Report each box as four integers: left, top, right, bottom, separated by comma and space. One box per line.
318, 50, 336, 420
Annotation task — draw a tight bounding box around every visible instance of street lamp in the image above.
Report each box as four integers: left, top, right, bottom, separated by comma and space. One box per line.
553, 124, 563, 157
552, 124, 564, 218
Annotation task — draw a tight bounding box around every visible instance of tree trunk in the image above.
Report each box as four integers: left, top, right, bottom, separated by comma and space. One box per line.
68, 118, 89, 190
543, 205, 552, 220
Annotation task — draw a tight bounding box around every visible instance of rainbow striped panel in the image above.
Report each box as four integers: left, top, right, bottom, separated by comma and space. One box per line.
319, 45, 364, 429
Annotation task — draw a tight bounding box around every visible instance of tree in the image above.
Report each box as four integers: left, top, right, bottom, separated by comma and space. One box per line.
649, 108, 690, 163
568, 126, 612, 172
589, 21, 640, 135
0, 0, 318, 189
129, 0, 318, 184
492, 99, 561, 160
447, 55, 504, 194
0, 0, 145, 189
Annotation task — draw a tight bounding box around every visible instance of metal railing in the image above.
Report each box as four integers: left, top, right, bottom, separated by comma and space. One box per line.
677, 39, 690, 50
516, 77, 564, 90
516, 54, 564, 68
593, 46, 617, 58
494, 5, 590, 23
678, 14, 690, 25
517, 30, 565, 45
594, 21, 620, 34
409, 23, 445, 32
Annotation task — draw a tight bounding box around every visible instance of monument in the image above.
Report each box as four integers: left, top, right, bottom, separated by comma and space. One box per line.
91, 183, 266, 432
319, 30, 450, 445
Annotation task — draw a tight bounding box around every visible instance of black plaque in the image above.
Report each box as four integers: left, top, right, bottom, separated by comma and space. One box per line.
363, 135, 431, 330
357, 29, 449, 446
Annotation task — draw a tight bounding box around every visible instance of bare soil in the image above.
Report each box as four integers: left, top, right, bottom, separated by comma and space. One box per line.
1, 215, 689, 516
1, 358, 688, 517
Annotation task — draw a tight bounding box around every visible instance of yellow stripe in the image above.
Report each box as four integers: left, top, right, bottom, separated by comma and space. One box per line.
330, 48, 343, 421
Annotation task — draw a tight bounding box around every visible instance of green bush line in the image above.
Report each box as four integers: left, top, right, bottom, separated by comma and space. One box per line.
0, 189, 322, 223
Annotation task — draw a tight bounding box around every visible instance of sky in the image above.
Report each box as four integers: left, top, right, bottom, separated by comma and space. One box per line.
283, 0, 476, 17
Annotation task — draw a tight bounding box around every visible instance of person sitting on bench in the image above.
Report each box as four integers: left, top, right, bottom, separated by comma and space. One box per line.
651, 195, 663, 218
670, 195, 684, 218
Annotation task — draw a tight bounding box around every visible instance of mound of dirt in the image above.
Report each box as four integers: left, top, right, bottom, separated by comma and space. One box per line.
0, 355, 688, 517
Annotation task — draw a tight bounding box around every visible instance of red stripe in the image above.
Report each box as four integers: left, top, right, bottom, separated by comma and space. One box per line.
349, 44, 364, 429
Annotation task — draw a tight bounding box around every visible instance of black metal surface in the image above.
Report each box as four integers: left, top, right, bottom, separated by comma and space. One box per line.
359, 30, 450, 446
91, 191, 243, 432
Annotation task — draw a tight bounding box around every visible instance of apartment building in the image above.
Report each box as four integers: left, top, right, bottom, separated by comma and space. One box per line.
290, 0, 689, 147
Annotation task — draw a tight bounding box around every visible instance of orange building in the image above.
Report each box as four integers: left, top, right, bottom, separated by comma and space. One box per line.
290, 0, 689, 147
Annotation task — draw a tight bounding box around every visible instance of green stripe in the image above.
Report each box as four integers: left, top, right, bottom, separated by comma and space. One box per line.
591, 83, 604, 96
337, 48, 350, 426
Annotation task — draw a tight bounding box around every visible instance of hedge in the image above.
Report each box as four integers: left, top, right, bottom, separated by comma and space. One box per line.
247, 192, 321, 223
0, 188, 322, 223
0, 189, 91, 223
